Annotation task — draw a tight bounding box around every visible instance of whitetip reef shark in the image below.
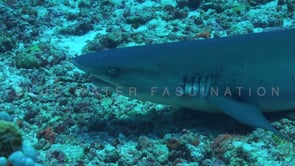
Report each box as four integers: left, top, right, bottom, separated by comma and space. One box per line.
73, 28, 295, 138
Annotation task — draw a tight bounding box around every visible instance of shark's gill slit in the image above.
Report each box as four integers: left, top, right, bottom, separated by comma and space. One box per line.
181, 75, 212, 98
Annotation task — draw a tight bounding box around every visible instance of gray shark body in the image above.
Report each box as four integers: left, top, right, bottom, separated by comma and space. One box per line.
74, 29, 295, 137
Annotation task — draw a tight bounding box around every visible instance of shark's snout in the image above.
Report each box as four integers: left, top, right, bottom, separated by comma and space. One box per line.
72, 57, 79, 67
72, 55, 91, 71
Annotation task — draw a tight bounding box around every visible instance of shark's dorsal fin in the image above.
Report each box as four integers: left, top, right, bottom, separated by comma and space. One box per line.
208, 96, 287, 139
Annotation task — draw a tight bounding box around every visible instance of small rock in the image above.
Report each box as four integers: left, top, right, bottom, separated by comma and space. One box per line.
0, 32, 16, 53
210, 158, 226, 166
0, 111, 12, 122
176, 0, 202, 9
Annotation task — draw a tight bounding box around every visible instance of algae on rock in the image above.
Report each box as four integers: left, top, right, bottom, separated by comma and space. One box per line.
0, 120, 22, 157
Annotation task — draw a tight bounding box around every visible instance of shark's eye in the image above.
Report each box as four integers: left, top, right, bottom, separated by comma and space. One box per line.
107, 67, 120, 77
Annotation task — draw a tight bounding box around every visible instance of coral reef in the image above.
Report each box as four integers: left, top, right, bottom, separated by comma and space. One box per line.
15, 43, 66, 69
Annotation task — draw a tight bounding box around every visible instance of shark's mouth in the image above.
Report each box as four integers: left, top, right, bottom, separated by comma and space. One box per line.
91, 75, 117, 88
72, 58, 118, 88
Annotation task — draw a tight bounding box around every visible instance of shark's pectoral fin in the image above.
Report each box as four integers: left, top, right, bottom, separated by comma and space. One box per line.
208, 96, 286, 138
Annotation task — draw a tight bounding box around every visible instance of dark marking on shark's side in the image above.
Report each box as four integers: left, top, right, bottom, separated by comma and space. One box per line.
73, 28, 295, 138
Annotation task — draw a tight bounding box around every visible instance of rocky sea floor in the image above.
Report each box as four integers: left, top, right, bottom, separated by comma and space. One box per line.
1, 0, 295, 165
